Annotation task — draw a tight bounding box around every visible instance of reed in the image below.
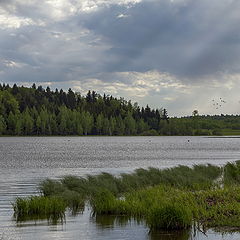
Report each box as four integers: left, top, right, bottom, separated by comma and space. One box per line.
15, 162, 240, 231
147, 204, 192, 230
90, 184, 240, 230
224, 161, 240, 186
39, 164, 222, 202
13, 196, 66, 222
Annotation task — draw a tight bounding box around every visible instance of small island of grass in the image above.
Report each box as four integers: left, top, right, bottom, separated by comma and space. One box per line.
13, 161, 240, 232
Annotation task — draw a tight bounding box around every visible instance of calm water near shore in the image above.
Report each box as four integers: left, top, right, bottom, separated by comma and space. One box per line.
0, 136, 240, 240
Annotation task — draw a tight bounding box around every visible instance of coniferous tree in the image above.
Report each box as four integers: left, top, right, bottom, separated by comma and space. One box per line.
0, 115, 6, 135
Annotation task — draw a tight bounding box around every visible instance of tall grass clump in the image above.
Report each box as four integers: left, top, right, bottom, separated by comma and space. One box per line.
39, 178, 85, 213
13, 196, 66, 222
90, 185, 196, 230
224, 161, 240, 186
61, 190, 85, 214
86, 173, 120, 196
147, 204, 192, 230
91, 189, 117, 215
61, 176, 88, 196
39, 179, 66, 197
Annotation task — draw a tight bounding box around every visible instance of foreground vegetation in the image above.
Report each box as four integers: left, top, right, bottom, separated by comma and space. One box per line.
13, 161, 240, 231
1, 83, 240, 136
13, 196, 66, 223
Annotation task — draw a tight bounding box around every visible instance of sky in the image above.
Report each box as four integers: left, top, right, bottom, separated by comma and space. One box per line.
1, 0, 240, 116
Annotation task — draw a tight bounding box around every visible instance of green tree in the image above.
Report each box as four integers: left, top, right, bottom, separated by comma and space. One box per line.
15, 118, 22, 135
115, 116, 125, 135
39, 107, 49, 134
124, 112, 136, 135
0, 90, 19, 116
102, 117, 110, 135
75, 111, 83, 135
0, 115, 6, 135
137, 119, 149, 134
58, 106, 68, 135
49, 113, 57, 135
7, 111, 18, 134
81, 111, 94, 135
96, 113, 104, 134
22, 108, 34, 135
109, 117, 116, 136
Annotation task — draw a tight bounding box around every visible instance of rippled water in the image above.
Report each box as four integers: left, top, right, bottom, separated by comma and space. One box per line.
0, 136, 240, 240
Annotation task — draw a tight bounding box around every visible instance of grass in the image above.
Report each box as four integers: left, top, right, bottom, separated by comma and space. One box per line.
147, 204, 192, 230
223, 160, 240, 186
89, 185, 240, 230
12, 161, 240, 231
13, 196, 66, 223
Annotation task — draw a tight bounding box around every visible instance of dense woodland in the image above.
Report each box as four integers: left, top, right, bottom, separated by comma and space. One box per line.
0, 84, 240, 136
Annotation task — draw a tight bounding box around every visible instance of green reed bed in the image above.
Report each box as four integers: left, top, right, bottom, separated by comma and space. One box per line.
91, 186, 195, 230
13, 196, 66, 222
39, 179, 85, 214
90, 185, 240, 230
13, 162, 240, 231
39, 163, 221, 199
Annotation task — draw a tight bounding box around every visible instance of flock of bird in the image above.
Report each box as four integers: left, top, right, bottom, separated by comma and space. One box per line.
212, 98, 227, 110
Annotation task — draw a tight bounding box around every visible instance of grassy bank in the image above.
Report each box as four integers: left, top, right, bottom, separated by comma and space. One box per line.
13, 161, 240, 231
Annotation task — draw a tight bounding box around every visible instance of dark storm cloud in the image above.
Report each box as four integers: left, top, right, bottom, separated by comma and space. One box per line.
1, 0, 240, 86
80, 0, 240, 80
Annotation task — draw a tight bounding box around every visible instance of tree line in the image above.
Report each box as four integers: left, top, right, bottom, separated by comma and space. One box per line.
1, 84, 240, 136
0, 84, 169, 136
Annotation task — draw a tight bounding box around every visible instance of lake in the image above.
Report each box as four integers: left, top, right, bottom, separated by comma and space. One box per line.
0, 136, 240, 240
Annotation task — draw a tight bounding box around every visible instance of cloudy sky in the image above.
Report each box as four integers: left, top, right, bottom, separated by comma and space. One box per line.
1, 0, 240, 116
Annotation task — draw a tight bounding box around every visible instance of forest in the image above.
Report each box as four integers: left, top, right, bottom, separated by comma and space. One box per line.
0, 83, 240, 136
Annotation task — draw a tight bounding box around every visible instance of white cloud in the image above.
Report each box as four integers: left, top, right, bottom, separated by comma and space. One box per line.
3, 60, 24, 68
117, 14, 129, 18
0, 8, 44, 29
69, 70, 191, 103
0, 0, 142, 28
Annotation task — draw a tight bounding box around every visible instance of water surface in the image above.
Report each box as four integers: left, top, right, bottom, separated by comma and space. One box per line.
0, 136, 240, 239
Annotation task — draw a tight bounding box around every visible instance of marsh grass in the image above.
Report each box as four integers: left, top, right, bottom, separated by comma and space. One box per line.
90, 185, 240, 230
147, 204, 192, 230
13, 196, 66, 223
13, 162, 240, 231
39, 163, 221, 202
224, 161, 240, 186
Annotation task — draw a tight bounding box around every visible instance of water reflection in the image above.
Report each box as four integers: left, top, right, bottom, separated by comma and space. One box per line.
149, 230, 191, 240
94, 215, 131, 229
93, 215, 191, 240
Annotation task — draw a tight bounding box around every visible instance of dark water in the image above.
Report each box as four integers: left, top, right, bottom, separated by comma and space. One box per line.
0, 136, 240, 240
